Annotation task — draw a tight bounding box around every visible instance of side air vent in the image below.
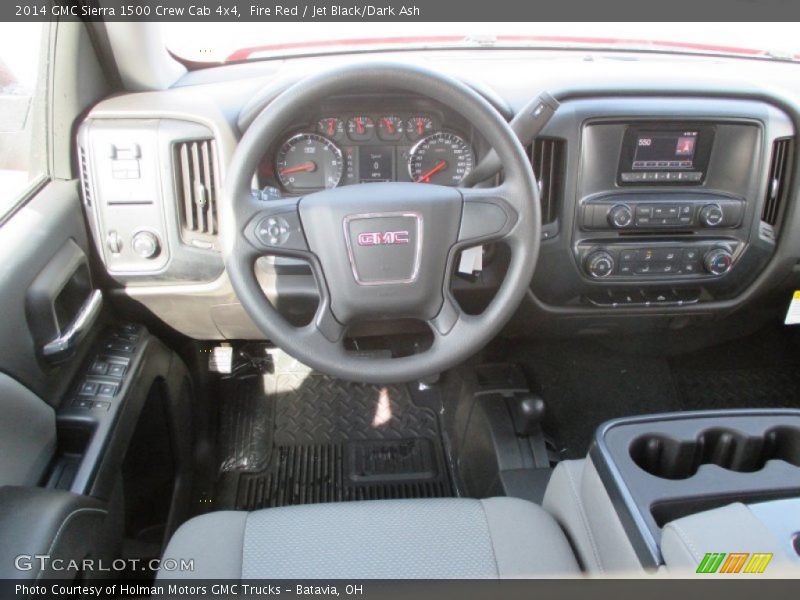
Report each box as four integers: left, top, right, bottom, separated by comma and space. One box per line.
78, 145, 93, 207
174, 139, 220, 249
530, 138, 565, 228
762, 137, 793, 228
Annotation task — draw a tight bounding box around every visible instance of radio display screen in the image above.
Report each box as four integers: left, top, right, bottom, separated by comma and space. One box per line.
632, 131, 698, 170
618, 123, 714, 185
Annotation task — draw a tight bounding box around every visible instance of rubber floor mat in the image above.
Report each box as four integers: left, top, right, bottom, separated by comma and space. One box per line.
673, 367, 800, 410
670, 327, 800, 411
213, 352, 453, 510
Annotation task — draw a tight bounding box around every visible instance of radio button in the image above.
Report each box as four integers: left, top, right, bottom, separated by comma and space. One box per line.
608, 205, 634, 228
699, 204, 724, 227
653, 206, 679, 218
620, 249, 639, 262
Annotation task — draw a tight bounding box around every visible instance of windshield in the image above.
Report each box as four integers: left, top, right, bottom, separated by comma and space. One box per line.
163, 22, 800, 63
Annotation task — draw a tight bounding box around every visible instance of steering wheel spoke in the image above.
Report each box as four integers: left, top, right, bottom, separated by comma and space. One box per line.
428, 293, 462, 337
310, 299, 347, 344
457, 185, 519, 245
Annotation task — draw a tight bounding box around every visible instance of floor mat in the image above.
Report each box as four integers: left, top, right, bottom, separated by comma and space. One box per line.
671, 327, 800, 411
213, 352, 453, 510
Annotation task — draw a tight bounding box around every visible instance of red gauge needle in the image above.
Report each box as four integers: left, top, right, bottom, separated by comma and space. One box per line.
327, 120, 335, 136
356, 117, 364, 134
279, 161, 316, 176
416, 118, 424, 136
416, 161, 447, 183
383, 118, 394, 134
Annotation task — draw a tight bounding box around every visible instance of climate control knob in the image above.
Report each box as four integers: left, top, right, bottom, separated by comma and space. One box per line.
585, 251, 615, 279
704, 248, 733, 275
699, 204, 724, 227
608, 204, 633, 228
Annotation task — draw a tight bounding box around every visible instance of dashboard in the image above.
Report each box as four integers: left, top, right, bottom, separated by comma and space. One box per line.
75, 50, 800, 341
257, 103, 479, 195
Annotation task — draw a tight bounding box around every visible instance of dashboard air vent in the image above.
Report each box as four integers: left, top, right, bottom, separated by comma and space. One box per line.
78, 145, 93, 207
174, 139, 219, 248
762, 137, 793, 227
531, 138, 564, 226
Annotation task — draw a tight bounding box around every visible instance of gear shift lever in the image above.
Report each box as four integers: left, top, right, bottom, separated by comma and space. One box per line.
510, 394, 546, 436
509, 393, 550, 468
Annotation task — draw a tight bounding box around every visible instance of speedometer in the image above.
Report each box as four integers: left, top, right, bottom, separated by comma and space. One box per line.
276, 133, 343, 193
408, 132, 474, 186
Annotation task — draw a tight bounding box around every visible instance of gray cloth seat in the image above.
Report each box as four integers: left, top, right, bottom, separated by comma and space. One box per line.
159, 497, 580, 579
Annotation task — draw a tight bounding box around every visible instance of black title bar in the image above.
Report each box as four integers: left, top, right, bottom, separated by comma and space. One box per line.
4, 0, 800, 21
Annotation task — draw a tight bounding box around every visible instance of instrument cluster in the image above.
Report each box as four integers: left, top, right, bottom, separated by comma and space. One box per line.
267, 113, 475, 194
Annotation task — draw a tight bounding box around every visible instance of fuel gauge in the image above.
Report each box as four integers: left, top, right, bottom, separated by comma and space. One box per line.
316, 117, 344, 141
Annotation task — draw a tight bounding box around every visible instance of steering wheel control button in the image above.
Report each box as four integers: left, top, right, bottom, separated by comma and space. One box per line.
260, 216, 290, 245
704, 248, 734, 275
254, 211, 306, 250
585, 251, 615, 279
344, 212, 422, 285
131, 231, 160, 259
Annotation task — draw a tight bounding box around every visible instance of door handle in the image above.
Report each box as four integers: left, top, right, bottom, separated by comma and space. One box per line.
42, 290, 103, 363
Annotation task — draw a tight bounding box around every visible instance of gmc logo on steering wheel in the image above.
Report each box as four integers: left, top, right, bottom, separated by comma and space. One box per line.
357, 231, 410, 246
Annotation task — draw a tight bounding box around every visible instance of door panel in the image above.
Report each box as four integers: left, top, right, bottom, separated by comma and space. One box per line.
0, 180, 100, 407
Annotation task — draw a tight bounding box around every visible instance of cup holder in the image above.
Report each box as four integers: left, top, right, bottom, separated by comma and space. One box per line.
630, 426, 800, 480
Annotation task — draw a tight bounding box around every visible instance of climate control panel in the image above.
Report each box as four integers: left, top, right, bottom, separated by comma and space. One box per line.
579, 242, 739, 280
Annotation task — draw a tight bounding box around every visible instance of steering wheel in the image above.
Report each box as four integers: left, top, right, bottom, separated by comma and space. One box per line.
222, 63, 540, 383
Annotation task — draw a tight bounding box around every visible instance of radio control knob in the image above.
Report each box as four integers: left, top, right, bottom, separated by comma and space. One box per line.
608, 204, 633, 228
699, 204, 724, 227
704, 248, 733, 275
585, 251, 615, 279
132, 231, 160, 259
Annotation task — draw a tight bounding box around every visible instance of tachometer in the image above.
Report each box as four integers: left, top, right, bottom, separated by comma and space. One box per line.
408, 132, 475, 186
276, 133, 343, 193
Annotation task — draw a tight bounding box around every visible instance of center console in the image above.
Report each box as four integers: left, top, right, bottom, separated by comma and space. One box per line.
527, 97, 795, 316
588, 409, 800, 569
574, 117, 767, 306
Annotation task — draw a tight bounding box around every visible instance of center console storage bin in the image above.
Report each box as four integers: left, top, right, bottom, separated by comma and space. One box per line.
590, 409, 800, 568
